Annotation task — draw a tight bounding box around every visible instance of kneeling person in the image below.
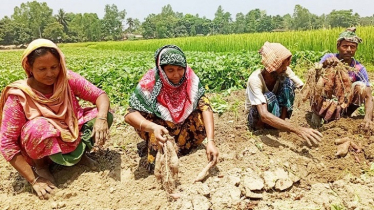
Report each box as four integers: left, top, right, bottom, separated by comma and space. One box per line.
245, 42, 322, 146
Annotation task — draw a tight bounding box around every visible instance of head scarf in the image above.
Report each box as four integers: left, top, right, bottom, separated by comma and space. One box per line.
129, 45, 205, 124
259, 42, 292, 73
0, 38, 79, 142
337, 27, 362, 45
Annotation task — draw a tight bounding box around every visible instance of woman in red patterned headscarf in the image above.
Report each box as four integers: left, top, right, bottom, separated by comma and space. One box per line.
125, 45, 219, 171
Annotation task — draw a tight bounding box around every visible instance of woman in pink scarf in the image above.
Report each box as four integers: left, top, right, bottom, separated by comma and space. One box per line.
0, 39, 112, 199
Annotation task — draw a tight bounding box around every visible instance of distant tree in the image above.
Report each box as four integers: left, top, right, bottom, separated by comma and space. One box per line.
272, 15, 284, 31
174, 25, 188, 37
43, 21, 65, 43
126, 18, 134, 33
0, 16, 32, 45
282, 14, 293, 30
159, 4, 178, 38
131, 19, 142, 34
12, 1, 54, 39
161, 4, 175, 17
292, 5, 312, 30
101, 4, 126, 40
310, 14, 325, 29
142, 14, 157, 38
82, 13, 101, 41
193, 16, 211, 35
213, 6, 232, 34
66, 13, 101, 42
359, 15, 374, 26
56, 9, 69, 33
234, 13, 246, 33
245, 9, 261, 33
257, 14, 274, 32
327, 10, 359, 28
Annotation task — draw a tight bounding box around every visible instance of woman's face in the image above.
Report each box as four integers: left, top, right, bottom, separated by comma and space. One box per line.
163, 64, 185, 84
29, 51, 61, 87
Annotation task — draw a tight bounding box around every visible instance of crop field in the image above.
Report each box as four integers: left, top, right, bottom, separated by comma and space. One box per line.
2, 27, 374, 108
0, 48, 327, 110
60, 26, 374, 64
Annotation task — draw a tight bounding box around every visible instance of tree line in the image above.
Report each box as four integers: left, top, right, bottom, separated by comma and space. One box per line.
0, 1, 373, 45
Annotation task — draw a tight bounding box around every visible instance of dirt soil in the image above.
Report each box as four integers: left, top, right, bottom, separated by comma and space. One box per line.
1, 82, 374, 209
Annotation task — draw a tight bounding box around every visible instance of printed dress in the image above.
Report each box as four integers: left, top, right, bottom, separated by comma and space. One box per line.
126, 96, 212, 170
0, 70, 105, 165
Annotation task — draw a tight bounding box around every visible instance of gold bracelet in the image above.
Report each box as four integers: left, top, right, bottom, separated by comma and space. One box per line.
97, 117, 107, 120
30, 176, 40, 186
203, 138, 214, 145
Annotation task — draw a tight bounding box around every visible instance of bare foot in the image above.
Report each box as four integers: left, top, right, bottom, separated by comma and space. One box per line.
79, 154, 98, 170
35, 167, 56, 185
34, 158, 56, 184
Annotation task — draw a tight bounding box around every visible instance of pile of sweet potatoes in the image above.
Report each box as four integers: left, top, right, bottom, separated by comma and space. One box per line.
303, 62, 352, 122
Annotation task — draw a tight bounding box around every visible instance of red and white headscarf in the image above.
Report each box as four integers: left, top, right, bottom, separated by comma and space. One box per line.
129, 45, 205, 124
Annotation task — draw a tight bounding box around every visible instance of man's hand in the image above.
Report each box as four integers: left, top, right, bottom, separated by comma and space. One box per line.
297, 127, 323, 146
322, 57, 341, 68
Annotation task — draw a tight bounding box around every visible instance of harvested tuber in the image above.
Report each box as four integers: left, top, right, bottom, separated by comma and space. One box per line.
350, 141, 362, 153
323, 67, 336, 98
336, 141, 351, 157
194, 161, 214, 183
319, 99, 332, 116
334, 137, 350, 145
334, 105, 342, 120
324, 101, 337, 122
154, 134, 179, 195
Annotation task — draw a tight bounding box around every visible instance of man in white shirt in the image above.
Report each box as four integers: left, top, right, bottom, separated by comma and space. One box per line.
246, 42, 322, 146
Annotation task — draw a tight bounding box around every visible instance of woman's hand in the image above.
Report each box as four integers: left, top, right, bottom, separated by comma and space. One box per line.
149, 123, 169, 146
296, 127, 323, 146
32, 177, 56, 200
92, 118, 109, 146
206, 141, 219, 166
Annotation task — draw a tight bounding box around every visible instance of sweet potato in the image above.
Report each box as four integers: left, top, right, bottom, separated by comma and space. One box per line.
194, 161, 214, 183
334, 71, 344, 102
336, 141, 351, 157
323, 67, 336, 98
334, 105, 342, 120
324, 101, 337, 122
311, 96, 323, 114
315, 76, 325, 98
334, 137, 350, 145
319, 99, 332, 116
154, 149, 162, 182
166, 140, 179, 180
350, 141, 362, 153
154, 134, 180, 195
339, 67, 352, 94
